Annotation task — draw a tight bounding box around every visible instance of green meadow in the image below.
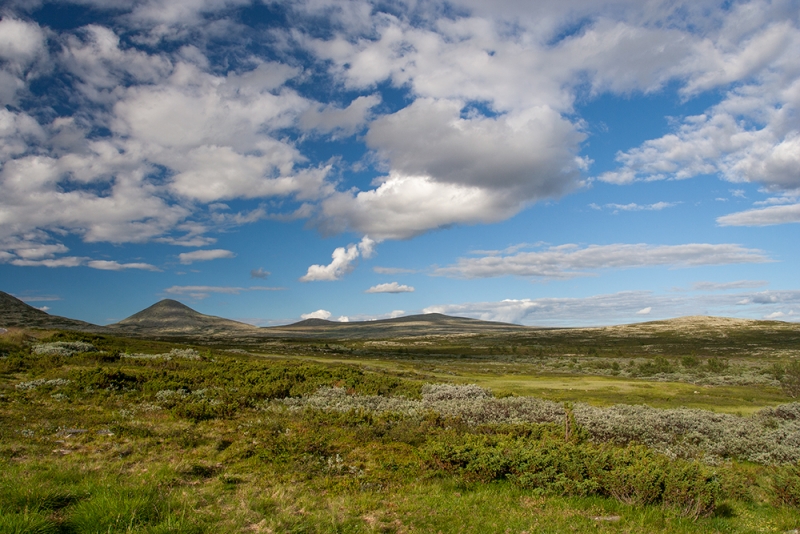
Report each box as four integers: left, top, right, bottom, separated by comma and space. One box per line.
3, 322, 800, 533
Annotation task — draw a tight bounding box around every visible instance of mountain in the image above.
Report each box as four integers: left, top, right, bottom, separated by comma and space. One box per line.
107, 299, 260, 338
262, 312, 528, 339
0, 291, 106, 332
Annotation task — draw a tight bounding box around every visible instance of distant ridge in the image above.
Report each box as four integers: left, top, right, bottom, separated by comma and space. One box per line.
0, 291, 105, 332
264, 312, 528, 339
107, 299, 259, 337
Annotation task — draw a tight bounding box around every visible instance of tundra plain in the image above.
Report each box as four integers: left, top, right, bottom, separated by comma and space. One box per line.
3, 296, 800, 532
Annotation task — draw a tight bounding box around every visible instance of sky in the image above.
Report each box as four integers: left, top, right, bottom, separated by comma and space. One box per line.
0, 0, 799, 327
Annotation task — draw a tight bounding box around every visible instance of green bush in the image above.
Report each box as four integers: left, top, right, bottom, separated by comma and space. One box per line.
599, 447, 666, 506
706, 358, 729, 373
424, 434, 719, 517
681, 355, 700, 368
782, 361, 800, 398
662, 462, 720, 519
773, 464, 800, 506
636, 356, 674, 376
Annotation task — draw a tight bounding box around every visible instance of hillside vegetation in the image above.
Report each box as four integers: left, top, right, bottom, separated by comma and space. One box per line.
3, 322, 800, 532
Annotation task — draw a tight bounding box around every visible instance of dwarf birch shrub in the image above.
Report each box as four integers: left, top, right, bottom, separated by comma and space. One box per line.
32, 342, 96, 357
277, 384, 565, 426
575, 403, 800, 464
282, 385, 800, 465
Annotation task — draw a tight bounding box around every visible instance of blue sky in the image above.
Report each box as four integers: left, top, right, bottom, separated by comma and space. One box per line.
1, 0, 799, 327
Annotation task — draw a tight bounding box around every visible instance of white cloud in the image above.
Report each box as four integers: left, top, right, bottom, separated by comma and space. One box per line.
17, 295, 61, 302
301, 309, 332, 320
365, 282, 415, 293
251, 267, 270, 279
0, 18, 46, 67
300, 236, 376, 281
717, 203, 800, 226
37, 306, 50, 312
690, 280, 768, 291
595, 202, 678, 212
337, 316, 350, 322
164, 285, 284, 299
373, 266, 417, 275
319, 173, 522, 240
300, 94, 381, 136
597, 10, 800, 197
178, 249, 236, 264
637, 307, 652, 315
87, 260, 160, 271
10, 257, 86, 268
423, 288, 800, 326
434, 243, 771, 279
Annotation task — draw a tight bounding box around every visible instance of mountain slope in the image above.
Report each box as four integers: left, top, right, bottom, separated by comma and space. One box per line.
262, 312, 528, 339
0, 291, 105, 331
107, 299, 259, 337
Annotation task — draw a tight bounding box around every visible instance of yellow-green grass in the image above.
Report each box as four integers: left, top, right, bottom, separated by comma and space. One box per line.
254, 351, 788, 415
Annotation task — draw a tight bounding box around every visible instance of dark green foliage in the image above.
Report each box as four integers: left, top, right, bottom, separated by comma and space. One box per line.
782, 361, 800, 398
635, 356, 674, 376
706, 358, 729, 373
768, 362, 786, 381
681, 355, 700, 368
425, 435, 719, 518
73, 367, 142, 391
773, 463, 800, 506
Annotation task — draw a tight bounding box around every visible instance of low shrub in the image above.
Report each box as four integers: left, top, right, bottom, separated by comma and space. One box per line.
424, 434, 719, 517
772, 463, 800, 506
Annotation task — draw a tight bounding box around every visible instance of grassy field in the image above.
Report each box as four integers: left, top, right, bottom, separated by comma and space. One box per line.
3, 326, 800, 532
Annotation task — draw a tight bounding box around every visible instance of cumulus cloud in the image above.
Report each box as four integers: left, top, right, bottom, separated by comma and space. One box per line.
178, 249, 236, 264
318, 174, 522, 240
637, 307, 652, 315
434, 243, 771, 279
300, 94, 381, 136
301, 309, 332, 320
365, 282, 415, 293
597, 7, 800, 203
300, 236, 376, 281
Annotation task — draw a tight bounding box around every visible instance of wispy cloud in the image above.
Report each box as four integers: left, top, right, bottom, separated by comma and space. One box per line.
87, 260, 160, 271
164, 285, 285, 299
424, 289, 800, 326
373, 266, 417, 275
689, 280, 768, 292
365, 282, 415, 294
178, 249, 236, 264
590, 202, 678, 213
17, 295, 61, 302
434, 243, 771, 280
717, 204, 800, 226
